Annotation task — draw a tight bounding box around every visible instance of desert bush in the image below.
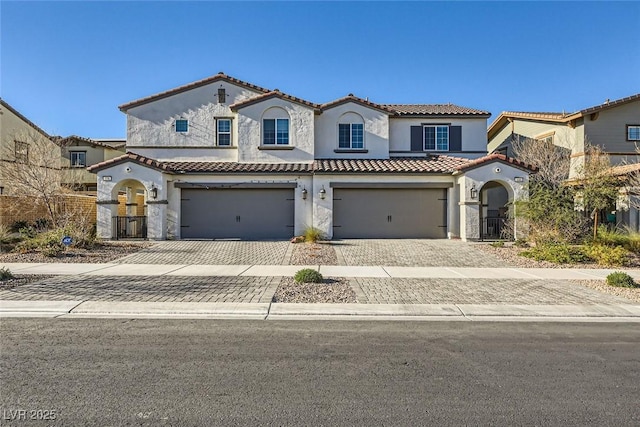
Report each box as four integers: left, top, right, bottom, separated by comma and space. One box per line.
0, 267, 13, 281
490, 240, 505, 248
594, 226, 640, 254
514, 238, 529, 248
582, 244, 630, 267
606, 271, 637, 288
294, 268, 323, 283
10, 220, 30, 232
303, 227, 325, 243
520, 243, 588, 264
15, 223, 97, 256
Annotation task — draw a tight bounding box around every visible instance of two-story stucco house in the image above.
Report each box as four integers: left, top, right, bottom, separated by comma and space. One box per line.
89, 73, 536, 241
57, 135, 126, 191
487, 94, 640, 230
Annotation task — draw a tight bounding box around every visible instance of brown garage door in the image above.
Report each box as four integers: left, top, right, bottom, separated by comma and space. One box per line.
333, 188, 447, 239
181, 188, 294, 239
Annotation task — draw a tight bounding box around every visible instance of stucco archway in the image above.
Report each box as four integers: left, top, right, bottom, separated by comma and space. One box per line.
479, 180, 511, 240
110, 178, 150, 239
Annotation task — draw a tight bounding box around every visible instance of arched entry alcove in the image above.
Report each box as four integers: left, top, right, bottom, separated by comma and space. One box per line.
480, 181, 511, 240
111, 178, 149, 239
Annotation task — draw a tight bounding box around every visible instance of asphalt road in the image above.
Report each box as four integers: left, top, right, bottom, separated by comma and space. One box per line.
1, 319, 638, 426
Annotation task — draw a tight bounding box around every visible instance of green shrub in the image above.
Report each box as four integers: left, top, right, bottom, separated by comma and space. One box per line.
303, 227, 325, 243
0, 267, 13, 281
10, 220, 30, 233
19, 226, 37, 239
294, 268, 323, 283
606, 271, 637, 288
521, 244, 588, 264
490, 240, 505, 248
582, 244, 630, 267
595, 227, 640, 254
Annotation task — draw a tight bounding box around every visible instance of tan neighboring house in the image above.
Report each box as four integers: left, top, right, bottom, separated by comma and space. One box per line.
0, 98, 61, 196
56, 136, 126, 191
488, 93, 640, 230
488, 93, 640, 177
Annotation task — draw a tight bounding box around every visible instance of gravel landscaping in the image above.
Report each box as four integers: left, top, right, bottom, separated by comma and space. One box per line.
570, 280, 640, 303
272, 277, 356, 303
290, 242, 338, 265
0, 241, 153, 264
476, 243, 640, 269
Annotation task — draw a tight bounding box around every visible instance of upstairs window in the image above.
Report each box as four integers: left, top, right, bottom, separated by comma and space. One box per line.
217, 118, 232, 146
14, 141, 28, 163
628, 125, 640, 141
424, 125, 449, 151
338, 123, 364, 149
70, 151, 86, 167
175, 119, 188, 133
263, 118, 289, 145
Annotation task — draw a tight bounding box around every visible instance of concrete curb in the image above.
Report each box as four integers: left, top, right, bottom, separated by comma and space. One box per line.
1, 300, 639, 321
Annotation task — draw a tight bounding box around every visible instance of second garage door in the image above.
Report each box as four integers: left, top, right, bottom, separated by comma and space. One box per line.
181, 188, 294, 239
333, 188, 447, 239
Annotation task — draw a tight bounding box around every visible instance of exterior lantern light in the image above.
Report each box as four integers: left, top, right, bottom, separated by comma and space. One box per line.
301, 187, 308, 200
319, 186, 326, 200
470, 184, 478, 200
150, 186, 158, 199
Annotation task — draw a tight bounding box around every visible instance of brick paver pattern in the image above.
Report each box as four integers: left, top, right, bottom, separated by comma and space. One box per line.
336, 239, 511, 267
351, 278, 633, 304
115, 241, 291, 265
1, 275, 633, 306
0, 276, 275, 303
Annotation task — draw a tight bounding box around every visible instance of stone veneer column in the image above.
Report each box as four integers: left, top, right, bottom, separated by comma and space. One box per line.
146, 200, 168, 240
95, 200, 119, 239
460, 201, 481, 241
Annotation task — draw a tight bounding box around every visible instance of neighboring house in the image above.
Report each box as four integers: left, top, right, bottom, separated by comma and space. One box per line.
0, 98, 61, 196
487, 93, 640, 230
487, 94, 640, 176
89, 72, 536, 241
56, 135, 126, 191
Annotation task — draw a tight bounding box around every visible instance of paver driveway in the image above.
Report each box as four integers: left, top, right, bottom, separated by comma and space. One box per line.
115, 240, 291, 265
334, 239, 510, 267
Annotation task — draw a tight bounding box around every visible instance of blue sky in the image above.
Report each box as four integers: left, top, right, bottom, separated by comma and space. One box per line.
2, 1, 639, 138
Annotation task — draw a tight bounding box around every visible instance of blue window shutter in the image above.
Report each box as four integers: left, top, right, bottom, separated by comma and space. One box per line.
410, 126, 423, 151
449, 126, 462, 151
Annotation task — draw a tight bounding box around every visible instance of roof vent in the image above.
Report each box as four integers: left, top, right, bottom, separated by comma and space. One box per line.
217, 86, 226, 103
604, 98, 610, 104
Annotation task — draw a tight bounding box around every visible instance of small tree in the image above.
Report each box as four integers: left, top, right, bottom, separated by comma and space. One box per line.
1, 129, 82, 227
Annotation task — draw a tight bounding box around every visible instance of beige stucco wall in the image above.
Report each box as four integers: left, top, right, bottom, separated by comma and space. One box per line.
314, 102, 389, 159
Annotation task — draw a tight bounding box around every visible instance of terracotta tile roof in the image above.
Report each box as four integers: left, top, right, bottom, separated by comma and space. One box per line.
0, 98, 51, 138
230, 90, 321, 112
164, 161, 313, 174
455, 153, 538, 172
382, 104, 491, 117
314, 156, 471, 174
488, 93, 640, 140
321, 94, 394, 114
87, 152, 173, 173
55, 135, 126, 150
118, 72, 271, 111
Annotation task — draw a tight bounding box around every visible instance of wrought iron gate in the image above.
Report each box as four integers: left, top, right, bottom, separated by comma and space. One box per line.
113, 216, 147, 239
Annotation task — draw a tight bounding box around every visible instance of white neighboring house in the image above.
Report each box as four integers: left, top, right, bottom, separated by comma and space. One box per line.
88, 72, 536, 241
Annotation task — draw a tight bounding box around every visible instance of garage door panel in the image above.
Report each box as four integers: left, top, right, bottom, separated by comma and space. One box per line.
181, 189, 294, 239
333, 188, 447, 239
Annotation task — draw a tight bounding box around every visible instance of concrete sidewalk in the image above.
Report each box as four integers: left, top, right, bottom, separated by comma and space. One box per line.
2, 262, 638, 280
1, 299, 639, 321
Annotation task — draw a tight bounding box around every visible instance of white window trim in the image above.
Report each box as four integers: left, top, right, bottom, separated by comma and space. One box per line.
70, 151, 87, 168
175, 119, 189, 133
338, 123, 365, 149
627, 125, 640, 141
216, 118, 232, 146
262, 118, 290, 145
423, 125, 449, 151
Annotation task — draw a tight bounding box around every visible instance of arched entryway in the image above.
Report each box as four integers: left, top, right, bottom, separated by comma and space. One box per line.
111, 179, 149, 239
480, 181, 510, 240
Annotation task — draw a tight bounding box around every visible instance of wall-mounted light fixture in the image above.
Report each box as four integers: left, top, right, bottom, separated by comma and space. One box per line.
319, 185, 326, 200
301, 187, 308, 200
150, 186, 158, 199
470, 184, 478, 199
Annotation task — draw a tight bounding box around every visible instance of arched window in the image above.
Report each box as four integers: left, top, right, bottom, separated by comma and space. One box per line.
262, 107, 290, 145
338, 112, 364, 149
